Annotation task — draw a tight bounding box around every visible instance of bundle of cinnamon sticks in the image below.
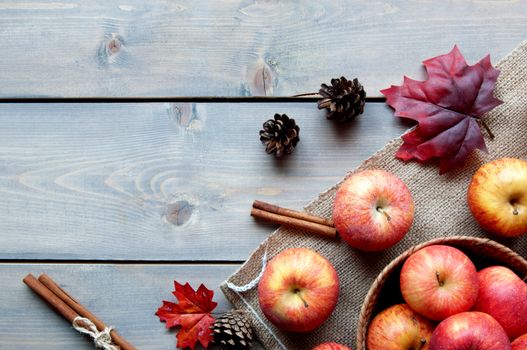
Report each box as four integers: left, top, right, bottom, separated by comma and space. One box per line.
23, 273, 136, 350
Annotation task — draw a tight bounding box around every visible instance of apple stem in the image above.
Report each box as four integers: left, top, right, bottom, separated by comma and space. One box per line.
435, 271, 444, 286
376, 207, 391, 221
297, 294, 309, 308
418, 338, 427, 350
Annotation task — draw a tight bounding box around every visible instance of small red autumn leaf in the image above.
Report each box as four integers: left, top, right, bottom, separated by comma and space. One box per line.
381, 45, 503, 173
156, 281, 218, 350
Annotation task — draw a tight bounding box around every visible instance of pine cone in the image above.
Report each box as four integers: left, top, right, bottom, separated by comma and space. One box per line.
259, 113, 300, 157
317, 77, 366, 122
211, 310, 254, 350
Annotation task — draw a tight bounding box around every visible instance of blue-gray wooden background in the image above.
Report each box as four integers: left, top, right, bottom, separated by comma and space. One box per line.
0, 1, 526, 348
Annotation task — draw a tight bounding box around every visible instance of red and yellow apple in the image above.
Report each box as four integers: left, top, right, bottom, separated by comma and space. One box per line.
468, 158, 527, 237
512, 333, 527, 350
366, 304, 435, 350
312, 342, 353, 350
332, 169, 414, 251
258, 247, 339, 332
429, 311, 511, 350
400, 245, 478, 321
473, 266, 527, 340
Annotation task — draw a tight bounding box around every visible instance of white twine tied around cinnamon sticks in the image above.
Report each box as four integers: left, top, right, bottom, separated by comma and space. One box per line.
23, 274, 137, 350
73, 317, 120, 350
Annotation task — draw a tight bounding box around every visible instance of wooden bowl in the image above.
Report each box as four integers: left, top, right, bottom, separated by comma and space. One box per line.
355, 236, 527, 350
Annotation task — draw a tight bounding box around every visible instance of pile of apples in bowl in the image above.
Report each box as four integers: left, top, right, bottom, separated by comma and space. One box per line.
356, 236, 527, 350
356, 157, 527, 350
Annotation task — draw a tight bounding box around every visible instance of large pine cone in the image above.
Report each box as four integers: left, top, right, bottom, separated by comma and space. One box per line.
211, 310, 254, 350
318, 77, 366, 122
259, 113, 300, 157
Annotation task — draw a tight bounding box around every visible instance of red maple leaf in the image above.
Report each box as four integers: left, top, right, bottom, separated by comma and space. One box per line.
381, 46, 502, 173
156, 281, 218, 349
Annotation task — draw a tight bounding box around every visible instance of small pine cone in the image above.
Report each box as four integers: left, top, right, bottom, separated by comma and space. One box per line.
259, 113, 300, 157
211, 310, 254, 350
317, 77, 366, 122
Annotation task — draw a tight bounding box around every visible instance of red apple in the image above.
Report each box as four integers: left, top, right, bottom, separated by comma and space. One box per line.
332, 169, 414, 251
313, 342, 353, 350
512, 333, 527, 350
258, 247, 339, 332
429, 311, 511, 350
400, 245, 478, 321
473, 266, 527, 340
468, 158, 527, 237
367, 304, 435, 350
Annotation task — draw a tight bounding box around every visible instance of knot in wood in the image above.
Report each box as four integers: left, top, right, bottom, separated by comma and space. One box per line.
107, 37, 122, 55
165, 200, 193, 226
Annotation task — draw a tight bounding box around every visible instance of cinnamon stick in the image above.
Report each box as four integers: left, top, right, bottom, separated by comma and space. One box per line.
23, 274, 90, 328
253, 200, 334, 227
38, 274, 137, 350
251, 207, 337, 238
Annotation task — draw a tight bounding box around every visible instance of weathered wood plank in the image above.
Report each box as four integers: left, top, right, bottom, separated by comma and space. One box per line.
0, 102, 406, 260
0, 0, 524, 97
0, 263, 264, 349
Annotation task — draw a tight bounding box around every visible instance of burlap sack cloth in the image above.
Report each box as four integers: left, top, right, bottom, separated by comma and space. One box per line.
221, 41, 527, 349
